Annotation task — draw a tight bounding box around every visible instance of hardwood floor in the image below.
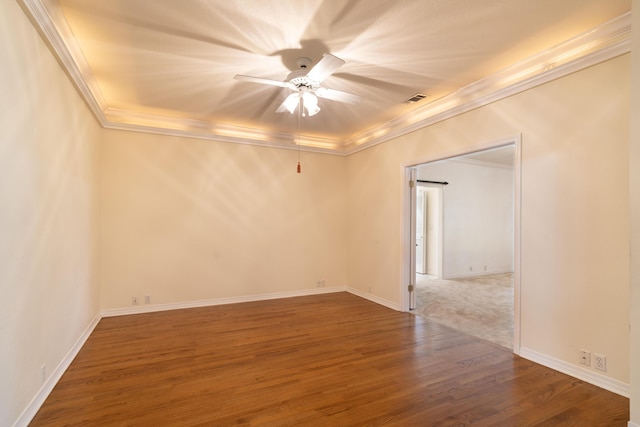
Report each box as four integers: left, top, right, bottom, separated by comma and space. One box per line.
31, 293, 628, 426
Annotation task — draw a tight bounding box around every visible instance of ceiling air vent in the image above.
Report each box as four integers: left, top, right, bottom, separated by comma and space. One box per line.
406, 93, 428, 103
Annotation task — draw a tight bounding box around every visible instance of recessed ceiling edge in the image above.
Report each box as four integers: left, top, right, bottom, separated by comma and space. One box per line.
18, 1, 631, 156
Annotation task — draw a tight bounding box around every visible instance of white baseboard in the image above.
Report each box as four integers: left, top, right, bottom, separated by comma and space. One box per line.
443, 269, 513, 280
346, 287, 401, 311
628, 422, 640, 427
12, 313, 101, 427
101, 286, 347, 317
519, 347, 629, 398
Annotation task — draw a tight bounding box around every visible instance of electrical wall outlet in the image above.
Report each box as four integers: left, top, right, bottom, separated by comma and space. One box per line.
594, 354, 607, 372
41, 364, 46, 384
316, 279, 325, 288
132, 296, 139, 305
579, 350, 591, 366
144, 295, 151, 304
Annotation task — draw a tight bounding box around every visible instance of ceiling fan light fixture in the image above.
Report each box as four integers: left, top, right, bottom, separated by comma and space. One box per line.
283, 93, 299, 114
235, 53, 359, 118
302, 92, 320, 116
282, 91, 321, 117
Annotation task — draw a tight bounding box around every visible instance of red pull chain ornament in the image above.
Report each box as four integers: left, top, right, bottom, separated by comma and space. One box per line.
297, 161, 301, 174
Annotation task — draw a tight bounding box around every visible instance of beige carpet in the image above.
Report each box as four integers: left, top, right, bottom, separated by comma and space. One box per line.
413, 273, 513, 349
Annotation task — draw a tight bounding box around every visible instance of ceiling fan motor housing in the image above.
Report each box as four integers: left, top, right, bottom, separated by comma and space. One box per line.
296, 57, 312, 69
287, 70, 319, 89
284, 57, 319, 89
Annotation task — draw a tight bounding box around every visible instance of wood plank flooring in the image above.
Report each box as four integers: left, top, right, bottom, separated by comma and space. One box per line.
31, 292, 629, 426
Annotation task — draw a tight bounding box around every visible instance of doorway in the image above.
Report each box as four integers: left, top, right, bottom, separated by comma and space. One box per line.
404, 139, 521, 352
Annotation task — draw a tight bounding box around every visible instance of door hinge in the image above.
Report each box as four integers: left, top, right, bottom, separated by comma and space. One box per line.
409, 180, 415, 188
408, 284, 414, 292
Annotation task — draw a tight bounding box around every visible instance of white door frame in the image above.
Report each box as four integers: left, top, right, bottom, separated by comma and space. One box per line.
401, 135, 522, 354
408, 168, 417, 310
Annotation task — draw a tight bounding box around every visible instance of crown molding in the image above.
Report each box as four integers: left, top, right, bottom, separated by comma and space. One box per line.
343, 12, 631, 155
18, 0, 343, 155
103, 108, 343, 154
18, 0, 109, 124
19, 1, 630, 156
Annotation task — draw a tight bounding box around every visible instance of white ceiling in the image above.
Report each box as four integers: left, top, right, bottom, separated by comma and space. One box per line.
21, 0, 631, 153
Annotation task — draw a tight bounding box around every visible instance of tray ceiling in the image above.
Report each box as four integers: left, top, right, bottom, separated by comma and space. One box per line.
20, 0, 631, 153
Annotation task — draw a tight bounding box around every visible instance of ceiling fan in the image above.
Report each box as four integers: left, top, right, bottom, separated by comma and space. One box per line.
234, 53, 361, 117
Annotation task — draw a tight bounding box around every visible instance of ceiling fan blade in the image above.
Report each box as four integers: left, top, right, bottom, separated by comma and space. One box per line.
234, 74, 293, 89
306, 53, 345, 83
315, 87, 361, 104
275, 93, 300, 114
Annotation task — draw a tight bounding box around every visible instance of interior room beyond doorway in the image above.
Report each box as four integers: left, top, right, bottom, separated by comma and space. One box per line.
412, 145, 516, 349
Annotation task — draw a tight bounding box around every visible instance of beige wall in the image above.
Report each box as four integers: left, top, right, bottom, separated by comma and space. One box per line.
630, 0, 640, 423
0, 1, 101, 425
3, 2, 636, 423
99, 130, 348, 309
347, 55, 631, 384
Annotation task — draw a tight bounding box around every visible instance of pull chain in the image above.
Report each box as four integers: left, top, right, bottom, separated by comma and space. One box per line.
296, 97, 302, 174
